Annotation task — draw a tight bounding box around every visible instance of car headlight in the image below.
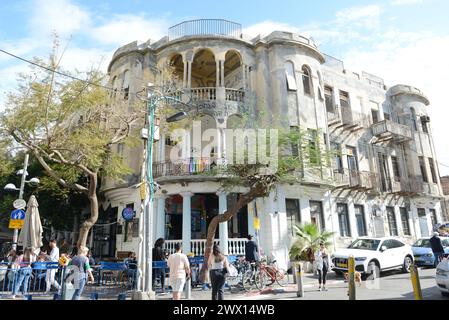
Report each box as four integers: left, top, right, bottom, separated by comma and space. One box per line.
355, 257, 367, 261
425, 253, 434, 258
436, 269, 449, 276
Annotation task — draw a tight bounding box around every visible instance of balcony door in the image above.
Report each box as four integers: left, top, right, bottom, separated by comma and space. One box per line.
378, 153, 391, 192
347, 147, 359, 185
418, 208, 429, 237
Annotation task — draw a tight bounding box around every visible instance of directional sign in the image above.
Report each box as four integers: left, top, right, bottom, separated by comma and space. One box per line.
9, 209, 26, 229
122, 207, 135, 221
13, 199, 26, 210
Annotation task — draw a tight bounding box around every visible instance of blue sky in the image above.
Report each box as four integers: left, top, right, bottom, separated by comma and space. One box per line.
1, 0, 449, 173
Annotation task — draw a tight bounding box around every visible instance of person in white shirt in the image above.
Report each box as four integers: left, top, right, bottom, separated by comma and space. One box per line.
167, 243, 190, 300
46, 239, 61, 293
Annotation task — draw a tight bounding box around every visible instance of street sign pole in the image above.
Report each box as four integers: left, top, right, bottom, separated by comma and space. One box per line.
12, 154, 29, 251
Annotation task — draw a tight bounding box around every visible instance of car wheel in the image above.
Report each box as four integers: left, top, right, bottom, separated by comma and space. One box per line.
442, 291, 449, 298
402, 256, 413, 273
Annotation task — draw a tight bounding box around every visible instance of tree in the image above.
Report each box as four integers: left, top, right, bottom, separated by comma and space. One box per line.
0, 46, 143, 247
289, 223, 334, 262
198, 118, 334, 281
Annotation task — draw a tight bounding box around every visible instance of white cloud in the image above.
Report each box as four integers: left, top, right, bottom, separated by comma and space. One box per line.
91, 14, 170, 46
29, 0, 91, 38
391, 0, 423, 5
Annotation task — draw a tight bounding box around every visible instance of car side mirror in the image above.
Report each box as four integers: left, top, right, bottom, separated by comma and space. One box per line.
381, 246, 387, 252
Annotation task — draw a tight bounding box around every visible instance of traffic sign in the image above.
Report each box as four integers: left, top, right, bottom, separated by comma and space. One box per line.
9, 209, 26, 229
122, 207, 135, 221
13, 199, 26, 210
9, 220, 25, 229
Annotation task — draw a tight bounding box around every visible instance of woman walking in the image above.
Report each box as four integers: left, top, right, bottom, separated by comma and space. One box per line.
315, 242, 330, 291
208, 245, 230, 300
167, 243, 190, 300
12, 248, 35, 298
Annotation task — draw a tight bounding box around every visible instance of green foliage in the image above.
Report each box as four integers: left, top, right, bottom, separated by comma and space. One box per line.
289, 223, 334, 262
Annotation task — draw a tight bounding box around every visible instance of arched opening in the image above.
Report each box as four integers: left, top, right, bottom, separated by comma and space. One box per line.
122, 70, 130, 100
302, 65, 313, 96
191, 49, 217, 89
224, 50, 243, 90
169, 53, 184, 87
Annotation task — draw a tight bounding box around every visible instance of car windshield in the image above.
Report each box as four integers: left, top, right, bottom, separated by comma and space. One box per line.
348, 239, 381, 251
413, 239, 431, 248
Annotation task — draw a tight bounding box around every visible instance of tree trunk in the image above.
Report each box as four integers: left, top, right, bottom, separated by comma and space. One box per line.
77, 173, 99, 248
199, 194, 252, 282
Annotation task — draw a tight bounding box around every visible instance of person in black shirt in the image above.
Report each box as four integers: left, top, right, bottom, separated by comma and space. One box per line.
244, 235, 260, 266
152, 238, 167, 293
430, 232, 445, 267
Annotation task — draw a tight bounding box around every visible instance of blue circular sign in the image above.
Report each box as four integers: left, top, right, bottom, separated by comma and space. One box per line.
11, 209, 25, 220
122, 207, 135, 221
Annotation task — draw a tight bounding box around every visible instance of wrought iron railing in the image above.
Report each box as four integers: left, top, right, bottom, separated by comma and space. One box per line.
333, 169, 378, 190
371, 119, 412, 140
153, 158, 213, 178
168, 19, 242, 41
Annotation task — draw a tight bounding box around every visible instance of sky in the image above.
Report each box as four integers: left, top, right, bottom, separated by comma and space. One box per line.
1, 0, 449, 174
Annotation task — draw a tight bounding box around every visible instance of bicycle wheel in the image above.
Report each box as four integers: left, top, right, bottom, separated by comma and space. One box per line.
275, 268, 289, 287
264, 267, 276, 286
255, 270, 267, 291
241, 269, 254, 292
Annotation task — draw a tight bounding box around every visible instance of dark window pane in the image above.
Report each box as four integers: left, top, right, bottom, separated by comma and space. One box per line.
386, 207, 398, 236
355, 205, 367, 236
400, 208, 411, 236
286, 199, 301, 236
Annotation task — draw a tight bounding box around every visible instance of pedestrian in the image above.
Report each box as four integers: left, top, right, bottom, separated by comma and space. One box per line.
59, 238, 70, 255
315, 242, 330, 292
46, 239, 61, 293
430, 231, 445, 267
124, 252, 137, 289
152, 238, 167, 293
12, 248, 35, 298
167, 243, 190, 300
244, 235, 260, 270
68, 246, 95, 300
87, 250, 96, 267
208, 244, 230, 300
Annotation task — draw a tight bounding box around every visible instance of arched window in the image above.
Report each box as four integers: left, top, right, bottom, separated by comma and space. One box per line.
410, 108, 418, 131
302, 65, 312, 95
122, 70, 130, 100
285, 61, 297, 91
111, 76, 118, 98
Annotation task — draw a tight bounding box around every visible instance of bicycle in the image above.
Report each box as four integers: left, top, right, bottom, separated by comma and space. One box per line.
241, 262, 265, 291
258, 258, 289, 287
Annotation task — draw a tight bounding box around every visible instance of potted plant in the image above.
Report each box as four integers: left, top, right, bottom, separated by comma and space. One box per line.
289, 223, 334, 273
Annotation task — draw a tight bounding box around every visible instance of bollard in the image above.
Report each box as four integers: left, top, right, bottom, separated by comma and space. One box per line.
296, 262, 304, 298
185, 278, 192, 300
410, 264, 423, 300
292, 264, 297, 284
348, 256, 356, 300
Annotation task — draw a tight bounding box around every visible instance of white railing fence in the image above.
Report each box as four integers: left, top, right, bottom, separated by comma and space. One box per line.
164, 238, 247, 256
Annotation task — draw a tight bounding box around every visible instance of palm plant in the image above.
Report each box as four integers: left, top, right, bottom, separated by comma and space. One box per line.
289, 223, 334, 262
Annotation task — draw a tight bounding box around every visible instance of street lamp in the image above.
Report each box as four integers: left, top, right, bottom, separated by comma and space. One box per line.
136, 84, 190, 299
3, 154, 40, 250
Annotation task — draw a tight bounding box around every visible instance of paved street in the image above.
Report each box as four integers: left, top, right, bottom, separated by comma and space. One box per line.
156, 268, 447, 301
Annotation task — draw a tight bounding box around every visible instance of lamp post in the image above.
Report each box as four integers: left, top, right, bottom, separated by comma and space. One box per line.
135, 84, 188, 298
3, 154, 40, 251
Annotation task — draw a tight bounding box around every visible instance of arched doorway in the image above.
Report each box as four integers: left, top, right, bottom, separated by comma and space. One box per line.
224, 50, 243, 89
169, 53, 184, 88
191, 49, 217, 89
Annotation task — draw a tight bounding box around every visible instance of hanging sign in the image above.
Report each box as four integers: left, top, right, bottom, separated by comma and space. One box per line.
122, 207, 135, 221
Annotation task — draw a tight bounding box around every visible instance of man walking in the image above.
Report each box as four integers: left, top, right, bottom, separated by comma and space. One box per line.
244, 235, 260, 264
167, 243, 190, 300
46, 239, 61, 293
430, 231, 445, 267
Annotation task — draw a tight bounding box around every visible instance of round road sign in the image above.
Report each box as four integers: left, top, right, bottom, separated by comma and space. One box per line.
13, 199, 26, 210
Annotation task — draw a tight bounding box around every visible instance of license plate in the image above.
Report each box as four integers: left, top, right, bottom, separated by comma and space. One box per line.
337, 263, 348, 268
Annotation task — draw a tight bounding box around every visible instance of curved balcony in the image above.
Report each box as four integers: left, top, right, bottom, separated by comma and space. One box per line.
371, 119, 412, 144
168, 19, 242, 42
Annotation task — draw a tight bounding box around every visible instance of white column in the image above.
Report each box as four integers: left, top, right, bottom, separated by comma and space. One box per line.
216, 60, 220, 88
217, 192, 229, 255
187, 61, 192, 89
183, 60, 187, 88
181, 192, 193, 253
155, 195, 166, 240
220, 60, 225, 87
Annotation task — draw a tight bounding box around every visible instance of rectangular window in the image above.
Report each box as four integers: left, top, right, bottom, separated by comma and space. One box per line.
391, 156, 401, 182
419, 157, 428, 183
386, 207, 398, 236
339, 90, 350, 109
430, 209, 438, 227
286, 199, 301, 236
310, 201, 325, 231
325, 86, 334, 113
421, 117, 429, 133
337, 203, 351, 237
371, 109, 379, 124
290, 126, 299, 157
354, 205, 367, 237
307, 129, 320, 165
285, 63, 297, 91
400, 208, 411, 236
331, 143, 343, 173
428, 158, 437, 183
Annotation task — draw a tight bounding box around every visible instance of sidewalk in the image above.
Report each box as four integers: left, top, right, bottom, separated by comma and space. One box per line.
156, 272, 346, 300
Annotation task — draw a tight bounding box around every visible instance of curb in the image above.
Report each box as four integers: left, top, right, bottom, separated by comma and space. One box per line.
257, 280, 346, 295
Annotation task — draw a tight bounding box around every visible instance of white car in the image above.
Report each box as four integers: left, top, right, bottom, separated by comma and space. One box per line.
331, 237, 414, 279
436, 256, 449, 297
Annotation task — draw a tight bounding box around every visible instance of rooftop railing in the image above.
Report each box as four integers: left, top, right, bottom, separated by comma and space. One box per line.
168, 19, 242, 41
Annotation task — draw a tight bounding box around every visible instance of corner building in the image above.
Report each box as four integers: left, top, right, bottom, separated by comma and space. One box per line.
102, 20, 445, 269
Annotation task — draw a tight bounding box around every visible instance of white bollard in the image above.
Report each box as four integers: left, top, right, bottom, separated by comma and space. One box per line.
296, 262, 304, 298
184, 278, 192, 300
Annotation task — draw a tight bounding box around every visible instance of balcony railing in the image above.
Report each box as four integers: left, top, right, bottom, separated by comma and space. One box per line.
328, 106, 370, 129
168, 19, 242, 41
333, 169, 378, 191
172, 87, 245, 103
225, 88, 245, 102
153, 158, 213, 179
388, 176, 424, 195
371, 120, 412, 142
191, 87, 217, 101
164, 238, 247, 256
